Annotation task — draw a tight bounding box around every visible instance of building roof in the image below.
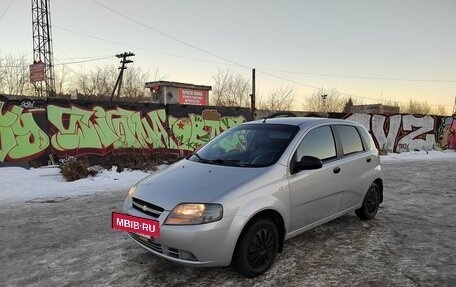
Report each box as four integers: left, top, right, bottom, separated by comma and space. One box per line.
145, 81, 212, 91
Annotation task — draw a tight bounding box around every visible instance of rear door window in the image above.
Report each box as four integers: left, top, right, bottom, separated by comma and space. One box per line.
336, 125, 364, 155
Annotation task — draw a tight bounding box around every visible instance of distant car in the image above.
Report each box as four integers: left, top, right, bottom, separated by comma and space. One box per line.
121, 117, 383, 277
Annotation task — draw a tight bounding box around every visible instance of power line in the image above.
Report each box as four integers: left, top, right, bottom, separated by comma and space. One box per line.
0, 56, 113, 68
55, 55, 114, 60
88, 1, 456, 88
0, 0, 14, 22
53, 44, 93, 74
257, 67, 456, 83
54, 23, 455, 89
54, 56, 114, 65
90, 0, 251, 69
52, 3, 454, 109
53, 25, 243, 68
258, 70, 379, 102
257, 70, 453, 107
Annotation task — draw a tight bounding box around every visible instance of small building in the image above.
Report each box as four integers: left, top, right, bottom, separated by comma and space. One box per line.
350, 104, 400, 114
145, 81, 212, 106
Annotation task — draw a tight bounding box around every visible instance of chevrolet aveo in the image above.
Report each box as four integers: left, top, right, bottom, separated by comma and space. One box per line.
120, 117, 383, 277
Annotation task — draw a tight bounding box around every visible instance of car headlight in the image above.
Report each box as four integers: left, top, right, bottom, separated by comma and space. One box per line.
127, 185, 136, 197
164, 203, 223, 225
123, 185, 136, 211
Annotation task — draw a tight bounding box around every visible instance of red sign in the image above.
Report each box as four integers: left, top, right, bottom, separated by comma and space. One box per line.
178, 88, 208, 106
29, 62, 45, 82
112, 212, 160, 238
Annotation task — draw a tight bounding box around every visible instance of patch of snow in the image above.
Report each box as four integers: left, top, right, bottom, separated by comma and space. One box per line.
380, 150, 456, 162
0, 166, 152, 203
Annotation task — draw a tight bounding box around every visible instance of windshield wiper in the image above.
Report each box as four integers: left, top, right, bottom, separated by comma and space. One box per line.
193, 154, 247, 167
210, 159, 245, 167
192, 152, 210, 163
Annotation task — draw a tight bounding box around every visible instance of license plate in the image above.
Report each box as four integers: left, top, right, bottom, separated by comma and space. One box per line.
112, 212, 160, 238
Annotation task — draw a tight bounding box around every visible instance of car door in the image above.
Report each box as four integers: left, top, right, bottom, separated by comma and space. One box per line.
334, 125, 376, 211
287, 125, 344, 232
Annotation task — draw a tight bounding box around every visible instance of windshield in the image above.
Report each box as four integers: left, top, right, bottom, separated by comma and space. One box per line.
188, 124, 299, 167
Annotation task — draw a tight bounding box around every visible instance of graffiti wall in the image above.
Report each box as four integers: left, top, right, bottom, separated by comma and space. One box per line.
0, 99, 50, 163
345, 113, 455, 152
0, 97, 250, 164
1, 95, 455, 165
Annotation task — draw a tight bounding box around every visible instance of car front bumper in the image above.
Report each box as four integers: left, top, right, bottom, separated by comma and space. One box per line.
124, 204, 245, 267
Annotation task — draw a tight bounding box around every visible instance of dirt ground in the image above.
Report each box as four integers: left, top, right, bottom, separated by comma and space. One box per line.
1, 158, 455, 287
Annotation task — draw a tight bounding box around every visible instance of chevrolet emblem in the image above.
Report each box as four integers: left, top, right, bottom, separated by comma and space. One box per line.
142, 205, 147, 211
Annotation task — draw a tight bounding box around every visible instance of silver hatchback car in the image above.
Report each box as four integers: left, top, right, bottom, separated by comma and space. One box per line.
121, 117, 383, 277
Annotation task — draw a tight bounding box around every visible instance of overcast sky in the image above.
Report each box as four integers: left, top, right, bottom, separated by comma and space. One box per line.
1, 0, 455, 112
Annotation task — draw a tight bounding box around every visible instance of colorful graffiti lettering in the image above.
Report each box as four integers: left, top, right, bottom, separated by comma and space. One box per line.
47, 105, 171, 156
0, 101, 49, 162
438, 116, 456, 150
47, 105, 246, 157
346, 113, 437, 152
169, 110, 245, 150
3, 97, 455, 165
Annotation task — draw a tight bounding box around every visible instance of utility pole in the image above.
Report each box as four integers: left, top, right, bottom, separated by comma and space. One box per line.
250, 68, 256, 120
321, 94, 328, 117
110, 52, 135, 102
452, 96, 456, 116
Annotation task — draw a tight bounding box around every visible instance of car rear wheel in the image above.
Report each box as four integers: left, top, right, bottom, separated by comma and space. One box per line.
232, 219, 279, 277
355, 183, 380, 220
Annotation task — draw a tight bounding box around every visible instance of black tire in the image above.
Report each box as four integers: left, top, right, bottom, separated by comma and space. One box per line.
355, 183, 380, 220
232, 219, 279, 278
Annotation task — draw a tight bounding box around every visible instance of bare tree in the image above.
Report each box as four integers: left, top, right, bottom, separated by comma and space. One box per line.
150, 66, 168, 82
257, 85, 296, 111
54, 64, 70, 95
381, 99, 401, 108
343, 97, 354, 113
75, 65, 117, 97
0, 52, 34, 96
122, 65, 151, 99
433, 104, 447, 116
212, 69, 250, 107
74, 64, 164, 100
304, 88, 346, 113
400, 99, 431, 115
342, 96, 366, 112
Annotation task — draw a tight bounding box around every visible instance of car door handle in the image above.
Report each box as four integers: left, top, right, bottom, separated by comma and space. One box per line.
333, 167, 341, 174
366, 157, 371, 163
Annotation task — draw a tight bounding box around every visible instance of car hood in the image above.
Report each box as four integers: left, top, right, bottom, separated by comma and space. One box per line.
132, 159, 267, 210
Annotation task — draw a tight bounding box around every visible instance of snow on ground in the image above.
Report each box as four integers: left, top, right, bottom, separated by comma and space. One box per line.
380, 149, 456, 162
0, 150, 455, 203
0, 165, 153, 203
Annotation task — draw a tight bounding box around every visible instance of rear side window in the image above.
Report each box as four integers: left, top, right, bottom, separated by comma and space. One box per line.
357, 126, 372, 150
336, 125, 364, 155
295, 126, 336, 161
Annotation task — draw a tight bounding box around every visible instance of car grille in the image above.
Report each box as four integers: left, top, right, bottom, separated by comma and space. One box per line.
130, 233, 163, 253
132, 197, 164, 218
130, 233, 197, 261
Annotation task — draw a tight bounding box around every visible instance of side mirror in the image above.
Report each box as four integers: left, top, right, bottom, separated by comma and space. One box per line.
291, 155, 323, 174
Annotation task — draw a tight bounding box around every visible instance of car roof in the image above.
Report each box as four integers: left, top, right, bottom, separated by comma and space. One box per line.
245, 117, 358, 129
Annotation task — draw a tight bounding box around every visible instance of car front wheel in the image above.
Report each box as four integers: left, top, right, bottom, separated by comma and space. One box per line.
232, 219, 279, 277
355, 183, 380, 220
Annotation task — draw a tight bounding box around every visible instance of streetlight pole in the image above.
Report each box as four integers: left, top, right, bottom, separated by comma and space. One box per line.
321, 94, 328, 117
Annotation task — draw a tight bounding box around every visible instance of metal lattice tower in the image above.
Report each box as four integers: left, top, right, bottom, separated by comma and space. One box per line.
31, 0, 55, 97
